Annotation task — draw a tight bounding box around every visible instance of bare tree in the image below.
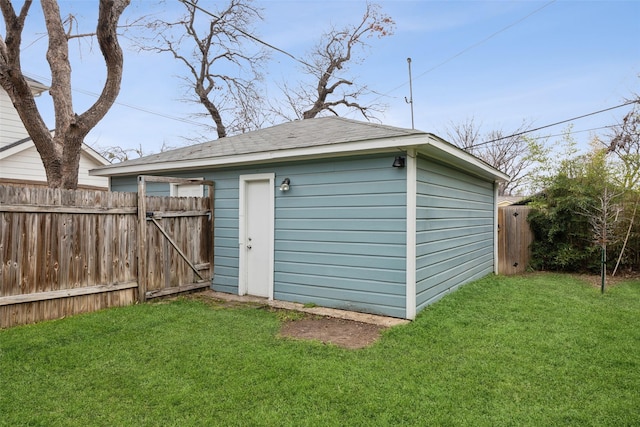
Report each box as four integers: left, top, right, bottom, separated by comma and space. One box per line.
277, 2, 394, 121
96, 141, 177, 163
446, 118, 544, 196
0, 0, 130, 189
445, 117, 481, 151
607, 101, 640, 189
584, 187, 622, 292
143, 0, 267, 139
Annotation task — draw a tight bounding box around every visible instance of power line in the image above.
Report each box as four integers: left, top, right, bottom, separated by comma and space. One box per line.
24, 72, 212, 128
181, 0, 315, 70
373, 0, 557, 103
414, 1, 557, 82
520, 125, 616, 142
468, 100, 638, 149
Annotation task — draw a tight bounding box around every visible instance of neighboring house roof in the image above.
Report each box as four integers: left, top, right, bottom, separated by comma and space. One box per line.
498, 196, 526, 206
0, 134, 110, 166
92, 117, 509, 183
1, 79, 110, 188
25, 76, 49, 96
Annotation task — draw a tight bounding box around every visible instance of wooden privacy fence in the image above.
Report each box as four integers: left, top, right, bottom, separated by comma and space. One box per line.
498, 205, 534, 275
0, 177, 213, 328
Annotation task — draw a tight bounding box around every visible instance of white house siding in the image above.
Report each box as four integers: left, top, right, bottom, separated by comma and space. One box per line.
0, 144, 108, 188
0, 145, 48, 182
415, 156, 495, 311
0, 90, 29, 147
77, 154, 109, 188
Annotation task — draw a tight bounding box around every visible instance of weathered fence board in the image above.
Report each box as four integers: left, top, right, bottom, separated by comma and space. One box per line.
0, 181, 213, 328
498, 205, 534, 275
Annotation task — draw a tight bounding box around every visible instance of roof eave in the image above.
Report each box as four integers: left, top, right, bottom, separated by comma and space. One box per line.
417, 134, 510, 183
90, 134, 429, 177
91, 132, 509, 183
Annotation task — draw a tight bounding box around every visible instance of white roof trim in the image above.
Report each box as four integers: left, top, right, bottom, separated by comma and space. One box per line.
91, 133, 509, 183
81, 143, 110, 166
418, 134, 510, 182
0, 140, 33, 159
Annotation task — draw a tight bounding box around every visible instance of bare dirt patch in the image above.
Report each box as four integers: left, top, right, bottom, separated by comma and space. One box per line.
279, 316, 385, 349
184, 292, 389, 349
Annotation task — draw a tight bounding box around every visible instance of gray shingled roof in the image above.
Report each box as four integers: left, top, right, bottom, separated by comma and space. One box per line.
97, 117, 426, 170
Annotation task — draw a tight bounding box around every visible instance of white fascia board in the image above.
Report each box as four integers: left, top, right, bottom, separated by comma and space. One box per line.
90, 134, 429, 177
90, 132, 509, 183
27, 79, 49, 95
420, 135, 510, 182
81, 143, 111, 166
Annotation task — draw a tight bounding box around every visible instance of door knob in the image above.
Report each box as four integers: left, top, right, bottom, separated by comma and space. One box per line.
247, 245, 252, 249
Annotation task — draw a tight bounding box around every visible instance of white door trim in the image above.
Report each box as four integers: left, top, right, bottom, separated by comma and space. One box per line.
238, 173, 275, 299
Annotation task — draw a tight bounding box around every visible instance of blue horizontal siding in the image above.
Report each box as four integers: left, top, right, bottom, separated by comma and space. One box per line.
416, 255, 493, 307
110, 176, 138, 193
415, 157, 495, 312
274, 288, 406, 318
417, 235, 492, 263
276, 261, 405, 283
109, 155, 408, 317
276, 218, 405, 232
417, 217, 492, 232
274, 154, 407, 317
277, 206, 404, 220
276, 240, 406, 258
418, 224, 492, 248
110, 176, 171, 196
277, 229, 406, 244
277, 250, 404, 270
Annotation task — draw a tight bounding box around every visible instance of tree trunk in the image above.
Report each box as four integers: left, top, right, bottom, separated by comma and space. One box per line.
0, 0, 129, 189
198, 89, 227, 139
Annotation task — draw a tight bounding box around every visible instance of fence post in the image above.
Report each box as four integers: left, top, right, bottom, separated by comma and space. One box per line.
137, 176, 147, 302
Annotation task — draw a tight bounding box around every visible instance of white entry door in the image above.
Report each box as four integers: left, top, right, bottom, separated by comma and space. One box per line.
239, 174, 274, 298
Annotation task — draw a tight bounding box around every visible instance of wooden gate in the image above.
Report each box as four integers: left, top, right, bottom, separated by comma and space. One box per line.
0, 179, 214, 328
498, 205, 534, 275
137, 176, 214, 301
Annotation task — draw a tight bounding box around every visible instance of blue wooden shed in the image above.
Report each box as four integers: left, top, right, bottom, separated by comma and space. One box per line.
93, 117, 508, 319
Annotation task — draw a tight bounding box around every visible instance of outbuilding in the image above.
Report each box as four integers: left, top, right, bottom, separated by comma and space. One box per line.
92, 117, 508, 319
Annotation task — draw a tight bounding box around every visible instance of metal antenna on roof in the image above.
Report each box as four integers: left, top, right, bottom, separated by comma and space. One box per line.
404, 58, 415, 129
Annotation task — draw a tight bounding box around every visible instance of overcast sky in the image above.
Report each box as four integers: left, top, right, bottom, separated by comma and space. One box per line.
12, 0, 640, 157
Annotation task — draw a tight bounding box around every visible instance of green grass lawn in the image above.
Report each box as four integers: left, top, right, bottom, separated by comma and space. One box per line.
1, 273, 639, 426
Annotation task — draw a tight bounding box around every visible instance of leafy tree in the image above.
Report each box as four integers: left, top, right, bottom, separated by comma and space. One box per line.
0, 0, 130, 189
142, 0, 267, 139
276, 2, 394, 121
528, 140, 622, 272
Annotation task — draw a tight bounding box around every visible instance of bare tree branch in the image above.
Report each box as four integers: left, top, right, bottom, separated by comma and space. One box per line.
607, 102, 640, 189
139, 0, 267, 139
447, 118, 543, 196
274, 2, 394, 121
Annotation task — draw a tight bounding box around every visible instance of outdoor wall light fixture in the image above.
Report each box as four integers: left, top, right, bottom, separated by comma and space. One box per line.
279, 178, 291, 192
392, 156, 406, 168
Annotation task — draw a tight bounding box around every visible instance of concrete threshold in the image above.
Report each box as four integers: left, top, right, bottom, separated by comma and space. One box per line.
200, 290, 410, 328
